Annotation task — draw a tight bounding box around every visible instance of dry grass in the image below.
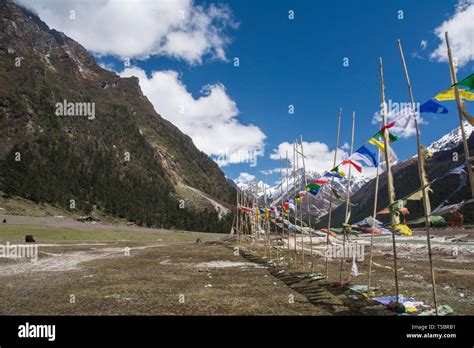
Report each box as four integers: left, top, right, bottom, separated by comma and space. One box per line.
1, 220, 472, 315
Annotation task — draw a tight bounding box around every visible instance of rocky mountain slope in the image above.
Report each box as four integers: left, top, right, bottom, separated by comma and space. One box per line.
0, 0, 235, 231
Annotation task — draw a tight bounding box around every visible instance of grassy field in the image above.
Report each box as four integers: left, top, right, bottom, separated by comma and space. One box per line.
0, 217, 472, 315
0, 221, 335, 315
0, 224, 212, 242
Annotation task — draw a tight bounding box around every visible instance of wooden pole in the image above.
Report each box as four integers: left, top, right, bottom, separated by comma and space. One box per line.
295, 140, 304, 269
264, 174, 270, 259
286, 150, 291, 266
246, 193, 250, 238
247, 193, 250, 239
256, 184, 260, 247
367, 148, 381, 294
237, 188, 241, 249
379, 57, 400, 303
325, 108, 342, 280
397, 39, 438, 314
278, 156, 283, 263
339, 111, 356, 284
445, 32, 474, 197
300, 135, 314, 271
292, 142, 298, 266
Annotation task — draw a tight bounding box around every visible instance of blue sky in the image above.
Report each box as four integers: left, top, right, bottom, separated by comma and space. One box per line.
19, 0, 474, 186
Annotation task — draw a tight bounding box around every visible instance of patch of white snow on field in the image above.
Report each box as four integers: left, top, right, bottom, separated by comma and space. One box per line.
0, 244, 161, 276
194, 260, 261, 269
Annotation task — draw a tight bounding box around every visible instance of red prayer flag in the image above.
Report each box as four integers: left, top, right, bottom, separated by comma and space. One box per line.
379, 121, 395, 134
312, 179, 329, 185
341, 159, 362, 173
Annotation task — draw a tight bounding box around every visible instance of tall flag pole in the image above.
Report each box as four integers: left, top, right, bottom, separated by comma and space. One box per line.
253, 181, 260, 251
285, 150, 290, 265
339, 111, 356, 284
367, 148, 381, 295
237, 188, 241, 248
379, 57, 400, 304
445, 32, 474, 197
292, 141, 298, 267
243, 192, 246, 237
278, 155, 284, 263
325, 108, 342, 280
300, 135, 314, 272
296, 140, 305, 269
397, 39, 438, 314
245, 193, 252, 240
264, 174, 270, 259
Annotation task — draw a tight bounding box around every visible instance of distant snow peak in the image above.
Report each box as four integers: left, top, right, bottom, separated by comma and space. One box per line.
427, 121, 472, 153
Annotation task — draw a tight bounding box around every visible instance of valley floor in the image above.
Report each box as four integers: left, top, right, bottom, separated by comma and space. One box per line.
0, 214, 472, 315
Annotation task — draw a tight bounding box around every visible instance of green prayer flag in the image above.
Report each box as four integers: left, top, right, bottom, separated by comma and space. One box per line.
375, 131, 398, 142
305, 183, 321, 191
456, 73, 474, 91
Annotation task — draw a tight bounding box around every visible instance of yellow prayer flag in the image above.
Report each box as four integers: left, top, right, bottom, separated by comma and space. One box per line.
368, 138, 385, 152
434, 87, 474, 101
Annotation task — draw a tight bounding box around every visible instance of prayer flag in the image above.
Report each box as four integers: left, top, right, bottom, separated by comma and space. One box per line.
341, 159, 362, 173
368, 138, 385, 152
455, 73, 474, 91
420, 99, 448, 114
305, 183, 321, 191
434, 87, 474, 101
312, 179, 329, 185
351, 145, 378, 167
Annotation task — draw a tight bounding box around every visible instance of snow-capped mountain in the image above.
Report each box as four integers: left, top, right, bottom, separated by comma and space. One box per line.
427, 121, 472, 153
237, 168, 369, 221
317, 122, 474, 227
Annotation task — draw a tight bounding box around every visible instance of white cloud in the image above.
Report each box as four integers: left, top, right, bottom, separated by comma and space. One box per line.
430, 0, 474, 67
260, 168, 280, 175
15, 0, 237, 64
412, 40, 428, 60
235, 172, 256, 184
420, 40, 428, 50
270, 141, 348, 175
120, 67, 266, 166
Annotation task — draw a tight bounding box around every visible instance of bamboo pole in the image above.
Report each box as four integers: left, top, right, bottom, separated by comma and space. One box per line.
237, 188, 241, 249
245, 193, 249, 237
339, 111, 356, 284
445, 32, 474, 197
379, 57, 400, 303
286, 150, 291, 266
278, 155, 283, 264
300, 135, 314, 271
292, 142, 298, 267
296, 141, 305, 270
264, 174, 270, 260
397, 39, 438, 314
247, 193, 251, 239
256, 184, 260, 247
367, 148, 381, 294
325, 108, 342, 280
